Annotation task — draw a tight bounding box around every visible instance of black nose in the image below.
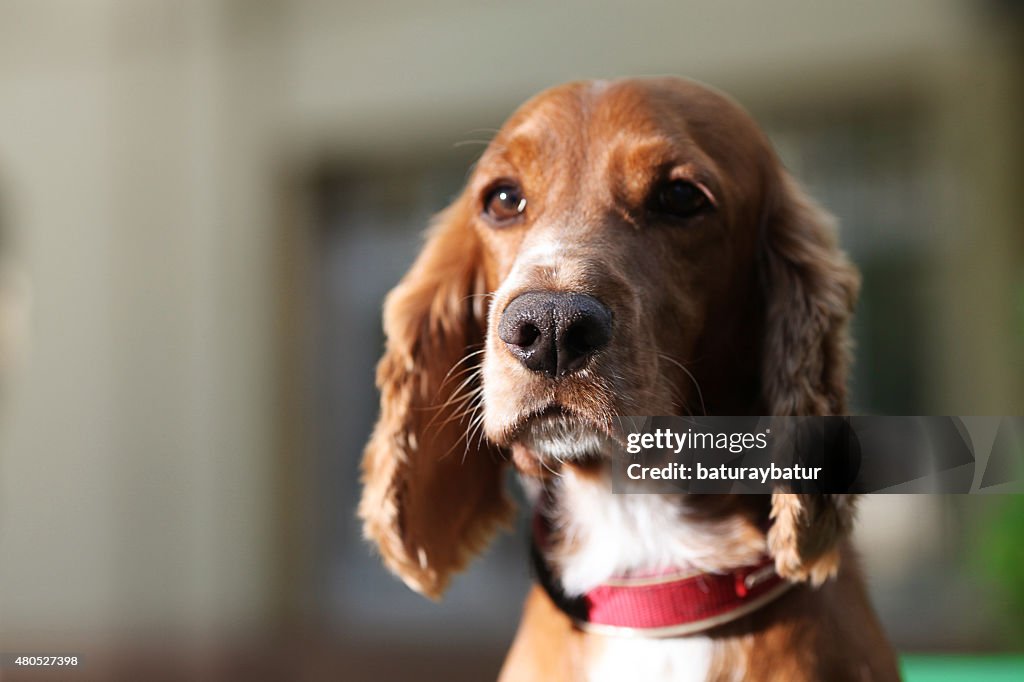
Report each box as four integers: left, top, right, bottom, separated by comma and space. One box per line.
498, 292, 613, 378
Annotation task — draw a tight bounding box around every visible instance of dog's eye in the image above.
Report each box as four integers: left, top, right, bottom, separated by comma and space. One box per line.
651, 180, 712, 219
483, 184, 527, 225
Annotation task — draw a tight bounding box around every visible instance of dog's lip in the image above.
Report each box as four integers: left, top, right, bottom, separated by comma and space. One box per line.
507, 403, 622, 444
533, 404, 570, 422
508, 403, 610, 472
508, 403, 576, 439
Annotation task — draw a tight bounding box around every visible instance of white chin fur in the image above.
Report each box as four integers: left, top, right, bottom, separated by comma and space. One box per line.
519, 413, 610, 461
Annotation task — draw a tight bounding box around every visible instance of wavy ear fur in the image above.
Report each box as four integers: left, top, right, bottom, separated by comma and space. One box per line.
760, 173, 861, 586
359, 197, 512, 599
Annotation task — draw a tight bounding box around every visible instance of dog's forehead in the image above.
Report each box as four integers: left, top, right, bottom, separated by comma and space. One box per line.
495, 78, 761, 153
592, 78, 753, 132
507, 78, 749, 137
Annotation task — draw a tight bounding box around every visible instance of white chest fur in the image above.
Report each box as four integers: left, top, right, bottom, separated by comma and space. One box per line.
545, 467, 766, 596
587, 636, 714, 682
520, 467, 764, 682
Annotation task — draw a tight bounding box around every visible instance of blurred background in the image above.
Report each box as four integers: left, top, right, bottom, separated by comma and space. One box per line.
0, 1, 1022, 680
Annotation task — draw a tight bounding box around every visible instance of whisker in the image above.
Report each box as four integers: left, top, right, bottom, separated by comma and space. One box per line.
437, 348, 486, 389
654, 351, 706, 416
539, 457, 563, 478
432, 389, 484, 431
440, 394, 485, 463
424, 371, 482, 432
453, 139, 496, 148
463, 400, 488, 463
427, 384, 481, 428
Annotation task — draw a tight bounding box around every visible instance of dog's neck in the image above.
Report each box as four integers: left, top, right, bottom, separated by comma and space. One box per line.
523, 465, 769, 597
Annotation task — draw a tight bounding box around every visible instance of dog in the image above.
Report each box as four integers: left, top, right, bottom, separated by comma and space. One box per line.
359, 77, 900, 681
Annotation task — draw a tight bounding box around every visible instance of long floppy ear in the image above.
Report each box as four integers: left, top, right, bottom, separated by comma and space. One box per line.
359, 196, 512, 599
760, 172, 861, 586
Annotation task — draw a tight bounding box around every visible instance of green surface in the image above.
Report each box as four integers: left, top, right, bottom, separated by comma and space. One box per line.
901, 656, 1024, 681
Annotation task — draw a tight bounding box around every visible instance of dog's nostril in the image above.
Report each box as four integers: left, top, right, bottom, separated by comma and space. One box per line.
510, 322, 541, 349
557, 303, 612, 375
563, 316, 611, 362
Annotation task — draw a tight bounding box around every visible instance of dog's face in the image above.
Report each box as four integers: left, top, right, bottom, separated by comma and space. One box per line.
470, 80, 770, 467
360, 77, 859, 598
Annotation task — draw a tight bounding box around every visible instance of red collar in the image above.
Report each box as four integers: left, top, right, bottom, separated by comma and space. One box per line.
531, 512, 792, 638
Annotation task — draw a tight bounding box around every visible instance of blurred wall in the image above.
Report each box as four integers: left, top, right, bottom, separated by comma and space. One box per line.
0, 0, 287, 637
0, 0, 1020, 644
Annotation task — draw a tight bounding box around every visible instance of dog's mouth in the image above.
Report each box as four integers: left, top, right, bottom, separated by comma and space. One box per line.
507, 405, 615, 475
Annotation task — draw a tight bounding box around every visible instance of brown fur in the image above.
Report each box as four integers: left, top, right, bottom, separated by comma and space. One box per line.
759, 173, 861, 584
359, 77, 895, 678
500, 587, 583, 682
358, 198, 514, 599
706, 544, 898, 681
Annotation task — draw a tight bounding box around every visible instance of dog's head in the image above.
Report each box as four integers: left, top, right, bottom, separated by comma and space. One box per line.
360, 78, 859, 598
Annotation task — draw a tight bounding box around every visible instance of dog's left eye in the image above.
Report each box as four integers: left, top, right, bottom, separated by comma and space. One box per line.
651, 180, 712, 219
483, 184, 527, 225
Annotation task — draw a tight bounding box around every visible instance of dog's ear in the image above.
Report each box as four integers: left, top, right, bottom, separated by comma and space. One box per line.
759, 172, 860, 585
359, 195, 512, 600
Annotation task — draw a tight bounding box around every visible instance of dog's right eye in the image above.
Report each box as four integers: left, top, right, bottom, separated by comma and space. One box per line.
483, 184, 527, 226
650, 179, 714, 220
